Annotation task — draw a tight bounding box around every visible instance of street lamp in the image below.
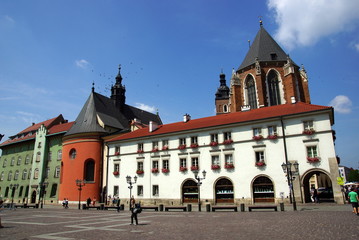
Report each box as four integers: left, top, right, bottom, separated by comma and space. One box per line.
193, 169, 206, 212
75, 179, 86, 210
281, 162, 299, 211
126, 175, 137, 198
9, 183, 19, 209
39, 182, 49, 209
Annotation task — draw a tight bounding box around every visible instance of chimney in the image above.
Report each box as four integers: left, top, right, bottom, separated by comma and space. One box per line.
183, 114, 191, 123
291, 96, 296, 104
149, 121, 158, 132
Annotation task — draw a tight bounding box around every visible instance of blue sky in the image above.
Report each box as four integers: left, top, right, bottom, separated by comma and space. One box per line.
0, 0, 358, 169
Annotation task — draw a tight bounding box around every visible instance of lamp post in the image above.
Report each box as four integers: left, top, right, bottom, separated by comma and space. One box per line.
193, 169, 206, 212
281, 162, 299, 211
9, 183, 19, 209
75, 179, 86, 210
126, 175, 137, 210
39, 182, 49, 208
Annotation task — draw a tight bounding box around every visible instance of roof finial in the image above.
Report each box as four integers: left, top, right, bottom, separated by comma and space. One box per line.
92, 81, 95, 93
259, 16, 263, 26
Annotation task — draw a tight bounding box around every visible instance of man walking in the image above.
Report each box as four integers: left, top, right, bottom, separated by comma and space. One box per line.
348, 187, 359, 216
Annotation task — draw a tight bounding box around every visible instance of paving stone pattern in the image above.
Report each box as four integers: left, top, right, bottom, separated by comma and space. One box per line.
0, 204, 358, 240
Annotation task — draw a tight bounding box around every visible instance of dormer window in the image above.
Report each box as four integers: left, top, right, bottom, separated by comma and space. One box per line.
270, 53, 277, 60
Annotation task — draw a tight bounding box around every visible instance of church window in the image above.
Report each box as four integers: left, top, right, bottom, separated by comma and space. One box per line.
268, 70, 281, 106
34, 168, 39, 179
84, 159, 95, 182
245, 75, 258, 109
22, 169, 27, 180
69, 149, 77, 159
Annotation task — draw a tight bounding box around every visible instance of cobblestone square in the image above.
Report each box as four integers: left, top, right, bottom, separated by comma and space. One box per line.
0, 204, 358, 240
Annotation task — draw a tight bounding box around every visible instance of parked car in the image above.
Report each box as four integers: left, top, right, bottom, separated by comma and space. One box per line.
317, 187, 334, 201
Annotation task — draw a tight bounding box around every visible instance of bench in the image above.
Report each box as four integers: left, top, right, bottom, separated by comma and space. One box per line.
24, 204, 38, 208
212, 205, 238, 212
104, 206, 120, 210
165, 206, 187, 212
85, 206, 101, 210
141, 206, 159, 211
248, 205, 277, 212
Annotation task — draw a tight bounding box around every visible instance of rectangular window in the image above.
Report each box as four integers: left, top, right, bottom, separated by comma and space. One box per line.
191, 136, 198, 144
55, 166, 60, 178
17, 157, 21, 165
179, 138, 186, 146
152, 185, 159, 196
255, 151, 265, 163
211, 155, 220, 165
137, 143, 144, 152
152, 141, 159, 151
45, 167, 50, 178
303, 121, 314, 130
180, 158, 187, 168
57, 150, 62, 161
307, 146, 318, 158
11, 158, 15, 166
210, 133, 218, 143
152, 160, 159, 169
48, 151, 52, 161
114, 186, 119, 197
253, 128, 262, 136
115, 146, 120, 155
162, 140, 169, 150
268, 126, 277, 136
36, 152, 41, 162
114, 163, 120, 172
223, 132, 232, 140
163, 159, 169, 169
225, 154, 233, 165
137, 185, 143, 196
191, 157, 199, 168
137, 162, 144, 171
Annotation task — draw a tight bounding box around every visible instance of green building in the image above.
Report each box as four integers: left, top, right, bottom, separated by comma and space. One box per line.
0, 115, 72, 206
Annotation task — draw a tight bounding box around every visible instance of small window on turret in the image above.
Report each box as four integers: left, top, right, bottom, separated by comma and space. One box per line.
270, 53, 278, 60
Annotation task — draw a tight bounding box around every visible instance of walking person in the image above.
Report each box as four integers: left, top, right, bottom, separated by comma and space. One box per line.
116, 197, 121, 212
348, 187, 359, 216
86, 197, 91, 208
130, 196, 138, 225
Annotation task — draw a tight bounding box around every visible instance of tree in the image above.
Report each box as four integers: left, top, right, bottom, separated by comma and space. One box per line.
347, 169, 359, 182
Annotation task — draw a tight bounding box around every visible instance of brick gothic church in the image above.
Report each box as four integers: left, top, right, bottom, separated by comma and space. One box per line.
215, 21, 311, 115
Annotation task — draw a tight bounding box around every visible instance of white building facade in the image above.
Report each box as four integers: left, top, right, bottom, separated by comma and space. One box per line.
105, 103, 343, 206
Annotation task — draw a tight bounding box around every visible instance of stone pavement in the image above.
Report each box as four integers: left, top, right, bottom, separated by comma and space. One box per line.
0, 204, 358, 240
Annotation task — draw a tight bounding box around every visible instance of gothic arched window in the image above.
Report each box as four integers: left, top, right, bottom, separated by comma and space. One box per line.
245, 75, 258, 109
84, 159, 95, 182
268, 70, 281, 106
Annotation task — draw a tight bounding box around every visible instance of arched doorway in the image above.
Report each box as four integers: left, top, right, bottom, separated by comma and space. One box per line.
182, 179, 198, 203
252, 176, 274, 203
31, 190, 37, 203
302, 170, 334, 203
215, 178, 234, 203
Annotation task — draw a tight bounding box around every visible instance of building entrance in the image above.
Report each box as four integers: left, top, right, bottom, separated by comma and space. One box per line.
253, 176, 274, 203
302, 171, 334, 203
182, 179, 198, 203
215, 178, 234, 203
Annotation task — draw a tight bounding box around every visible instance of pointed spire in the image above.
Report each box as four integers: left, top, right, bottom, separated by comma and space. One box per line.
115, 64, 123, 85
92, 81, 95, 93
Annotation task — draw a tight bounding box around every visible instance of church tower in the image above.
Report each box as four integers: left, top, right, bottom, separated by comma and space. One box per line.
111, 65, 126, 110
227, 21, 311, 113
215, 72, 230, 115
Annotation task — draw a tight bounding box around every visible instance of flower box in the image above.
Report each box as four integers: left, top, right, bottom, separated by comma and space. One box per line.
179, 166, 188, 172
114, 151, 120, 156
162, 168, 169, 173
190, 166, 199, 171
224, 164, 235, 169
137, 150, 144, 154
151, 148, 159, 152
255, 162, 266, 167
303, 129, 315, 135
151, 168, 159, 173
223, 139, 233, 145
267, 135, 278, 140
113, 171, 119, 176
162, 146, 169, 151
253, 135, 263, 141
136, 170, 144, 174
178, 144, 186, 150
190, 143, 199, 148
307, 157, 320, 163
209, 141, 218, 147
211, 164, 220, 170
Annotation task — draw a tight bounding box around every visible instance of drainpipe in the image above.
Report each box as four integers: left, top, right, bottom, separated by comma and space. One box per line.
104, 143, 110, 205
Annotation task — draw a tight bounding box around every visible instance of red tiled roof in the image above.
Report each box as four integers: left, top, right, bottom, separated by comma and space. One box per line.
107, 103, 332, 142
0, 115, 66, 147
47, 121, 74, 135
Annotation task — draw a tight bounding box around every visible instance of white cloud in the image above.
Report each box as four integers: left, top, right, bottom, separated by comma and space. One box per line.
135, 103, 157, 113
354, 42, 359, 52
75, 59, 90, 69
329, 95, 352, 114
267, 0, 359, 50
